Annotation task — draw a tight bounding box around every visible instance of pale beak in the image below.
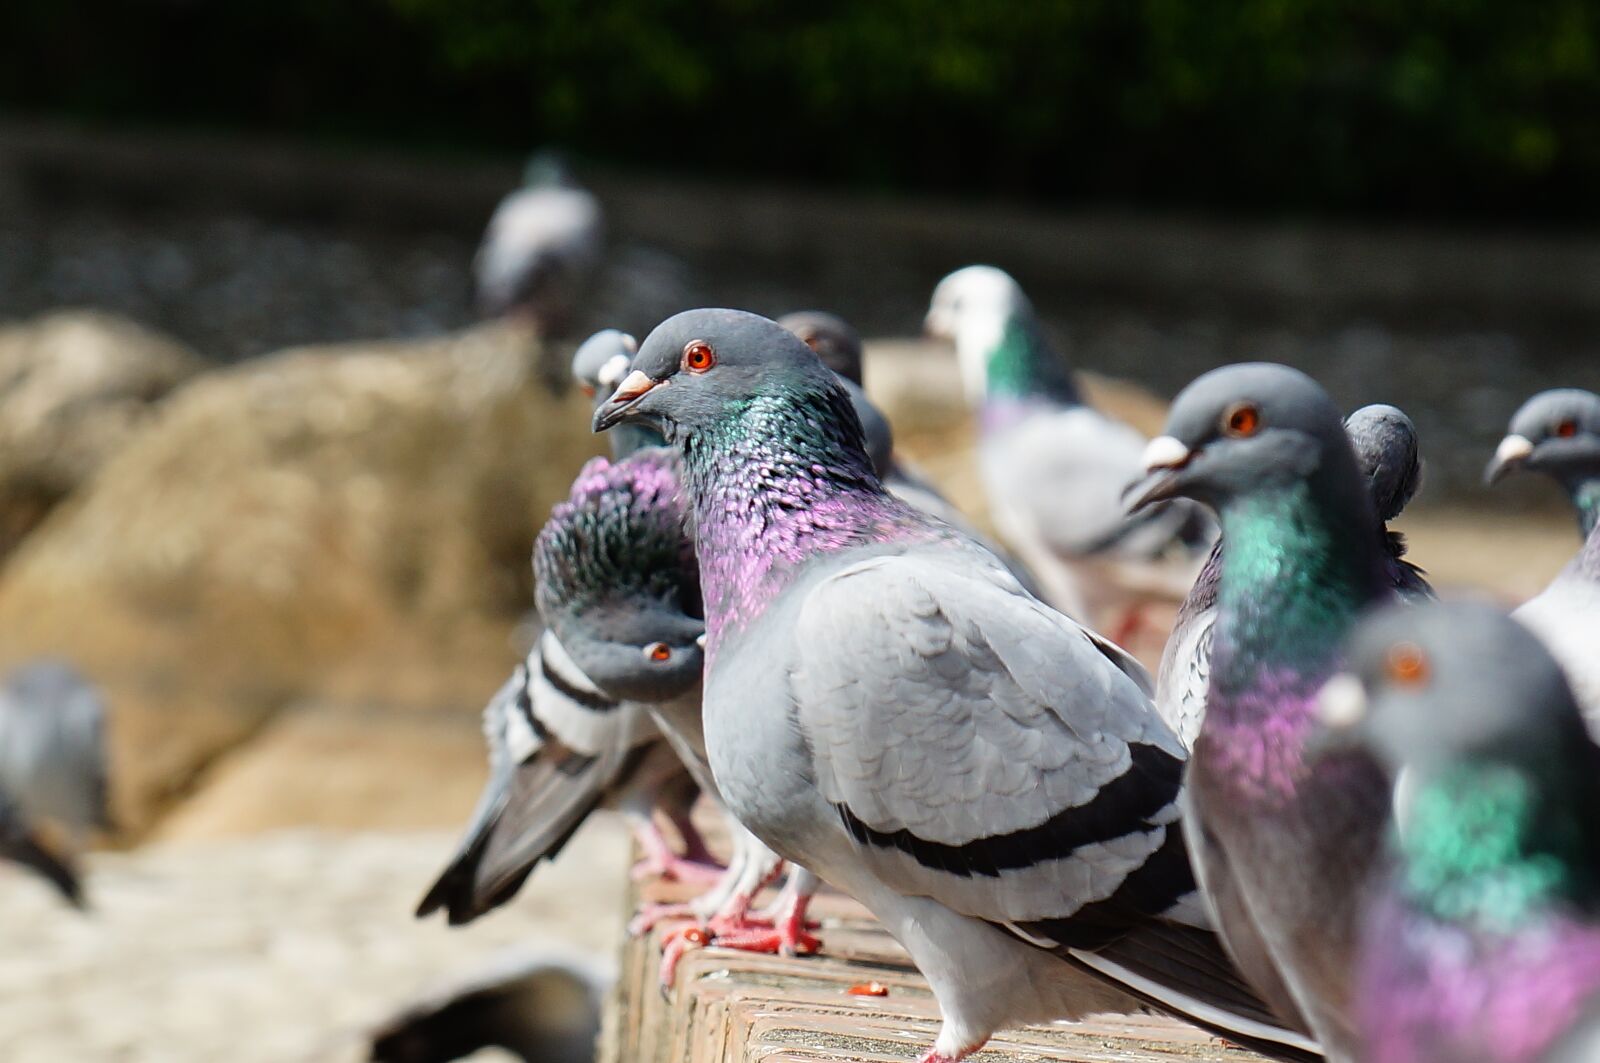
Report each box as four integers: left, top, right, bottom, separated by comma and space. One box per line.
1484, 434, 1534, 485
1122, 435, 1193, 513
593, 370, 661, 432
597, 353, 632, 393
1305, 672, 1370, 759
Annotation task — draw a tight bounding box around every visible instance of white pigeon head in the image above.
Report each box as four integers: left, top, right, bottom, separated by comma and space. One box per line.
924, 265, 1033, 402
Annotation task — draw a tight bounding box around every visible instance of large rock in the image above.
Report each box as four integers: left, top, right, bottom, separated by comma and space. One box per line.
0, 310, 203, 555
0, 322, 599, 834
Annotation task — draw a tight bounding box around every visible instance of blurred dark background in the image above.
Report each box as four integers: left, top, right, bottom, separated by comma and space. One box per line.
6, 0, 1600, 218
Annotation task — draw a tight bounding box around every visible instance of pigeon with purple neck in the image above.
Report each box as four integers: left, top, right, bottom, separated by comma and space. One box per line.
596, 310, 1319, 1063
1127, 362, 1399, 1060
1485, 387, 1600, 733
1312, 601, 1600, 1063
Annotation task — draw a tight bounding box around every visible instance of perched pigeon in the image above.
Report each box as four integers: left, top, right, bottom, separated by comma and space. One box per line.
0, 659, 112, 843
925, 265, 1214, 631
778, 310, 1047, 600
1126, 362, 1401, 1059
475, 152, 603, 387
595, 310, 1319, 1063
0, 783, 81, 906
1312, 601, 1600, 1063
1485, 388, 1600, 730
418, 346, 716, 925
1157, 404, 1433, 747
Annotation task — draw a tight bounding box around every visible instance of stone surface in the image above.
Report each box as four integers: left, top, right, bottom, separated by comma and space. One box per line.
0, 824, 629, 1063
0, 323, 601, 835
604, 877, 1274, 1063
0, 309, 202, 555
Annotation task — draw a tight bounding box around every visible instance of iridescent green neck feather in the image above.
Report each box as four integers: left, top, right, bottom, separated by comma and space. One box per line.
1399, 763, 1600, 932
983, 313, 1081, 407
1572, 478, 1600, 539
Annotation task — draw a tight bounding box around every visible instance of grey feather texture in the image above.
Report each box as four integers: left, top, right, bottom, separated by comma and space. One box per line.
0, 659, 111, 840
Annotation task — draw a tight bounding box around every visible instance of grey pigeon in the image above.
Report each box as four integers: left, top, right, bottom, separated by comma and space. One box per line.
1156, 404, 1433, 747
0, 659, 112, 843
595, 310, 1319, 1063
418, 345, 716, 925
1126, 363, 1402, 1059
1311, 601, 1600, 1063
0, 783, 81, 906
1485, 387, 1600, 731
475, 152, 603, 386
369, 946, 607, 1063
778, 310, 1048, 601
925, 265, 1214, 631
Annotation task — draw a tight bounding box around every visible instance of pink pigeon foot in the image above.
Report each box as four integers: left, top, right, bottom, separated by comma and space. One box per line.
630, 822, 725, 885
709, 887, 821, 958
657, 923, 711, 992
1109, 603, 1148, 648
916, 1053, 965, 1063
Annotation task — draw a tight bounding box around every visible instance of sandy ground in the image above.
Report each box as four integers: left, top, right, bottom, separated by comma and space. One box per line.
0, 823, 631, 1063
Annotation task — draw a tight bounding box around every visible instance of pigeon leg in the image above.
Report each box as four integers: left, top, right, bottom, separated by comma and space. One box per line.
629, 817, 724, 886
665, 802, 720, 868
1108, 603, 1148, 648
708, 869, 821, 957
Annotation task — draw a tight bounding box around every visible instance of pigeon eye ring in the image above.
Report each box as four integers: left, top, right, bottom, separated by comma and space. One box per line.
682, 340, 716, 373
644, 642, 672, 662
1556, 417, 1579, 439
1222, 401, 1262, 438
1384, 642, 1430, 686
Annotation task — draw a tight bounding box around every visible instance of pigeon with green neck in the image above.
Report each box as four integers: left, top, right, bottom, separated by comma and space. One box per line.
926, 265, 1213, 634
596, 310, 1319, 1063
1126, 362, 1399, 1060
1313, 601, 1600, 1063
1485, 387, 1600, 732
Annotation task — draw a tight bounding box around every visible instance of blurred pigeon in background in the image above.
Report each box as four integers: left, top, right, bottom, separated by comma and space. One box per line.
369, 946, 608, 1063
0, 659, 112, 845
925, 265, 1214, 635
1486, 387, 1600, 731
1312, 601, 1600, 1063
0, 784, 81, 907
1156, 403, 1433, 747
474, 151, 604, 389
1126, 362, 1400, 1059
595, 311, 1319, 1062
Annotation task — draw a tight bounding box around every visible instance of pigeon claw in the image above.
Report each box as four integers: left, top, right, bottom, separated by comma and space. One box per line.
657, 924, 711, 993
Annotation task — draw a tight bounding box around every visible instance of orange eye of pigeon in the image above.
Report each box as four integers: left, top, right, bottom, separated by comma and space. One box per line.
683, 340, 716, 373
1385, 642, 1430, 687
1556, 418, 1579, 439
645, 642, 672, 662
1223, 402, 1262, 438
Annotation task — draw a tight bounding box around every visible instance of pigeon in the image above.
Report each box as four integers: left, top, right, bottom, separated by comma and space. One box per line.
1485, 387, 1600, 730
418, 343, 717, 925
369, 946, 608, 1063
595, 309, 1320, 1063
925, 265, 1214, 632
1311, 601, 1600, 1063
0, 783, 81, 906
1126, 362, 1403, 1059
0, 659, 112, 843
1156, 404, 1433, 747
1485, 387, 1600, 538
474, 151, 604, 387
778, 310, 1047, 600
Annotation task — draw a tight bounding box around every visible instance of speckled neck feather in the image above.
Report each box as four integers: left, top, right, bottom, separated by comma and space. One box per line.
980, 313, 1081, 431
676, 381, 932, 651
1205, 480, 1389, 801
1360, 762, 1600, 1062
534, 449, 699, 621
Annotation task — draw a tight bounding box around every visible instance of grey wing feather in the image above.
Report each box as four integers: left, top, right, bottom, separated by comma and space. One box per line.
790, 548, 1187, 928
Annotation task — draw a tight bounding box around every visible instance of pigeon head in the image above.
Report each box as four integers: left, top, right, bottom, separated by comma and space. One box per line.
1312, 600, 1588, 782
924, 265, 1039, 402
1345, 404, 1423, 522
1484, 388, 1600, 487
521, 149, 575, 188
778, 311, 864, 385
1127, 363, 1359, 514
592, 308, 850, 445
571, 330, 638, 400
553, 603, 706, 703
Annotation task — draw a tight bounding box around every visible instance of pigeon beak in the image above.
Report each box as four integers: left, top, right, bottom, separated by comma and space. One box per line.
593, 370, 662, 433
1484, 434, 1534, 485
597, 353, 632, 393
1305, 672, 1370, 759
1122, 435, 1193, 514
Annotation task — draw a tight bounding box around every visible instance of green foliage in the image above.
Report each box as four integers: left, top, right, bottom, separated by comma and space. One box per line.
6, 0, 1600, 216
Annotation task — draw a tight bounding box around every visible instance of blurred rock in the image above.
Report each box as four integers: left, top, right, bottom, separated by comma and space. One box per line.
0, 309, 202, 555
0, 323, 601, 835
